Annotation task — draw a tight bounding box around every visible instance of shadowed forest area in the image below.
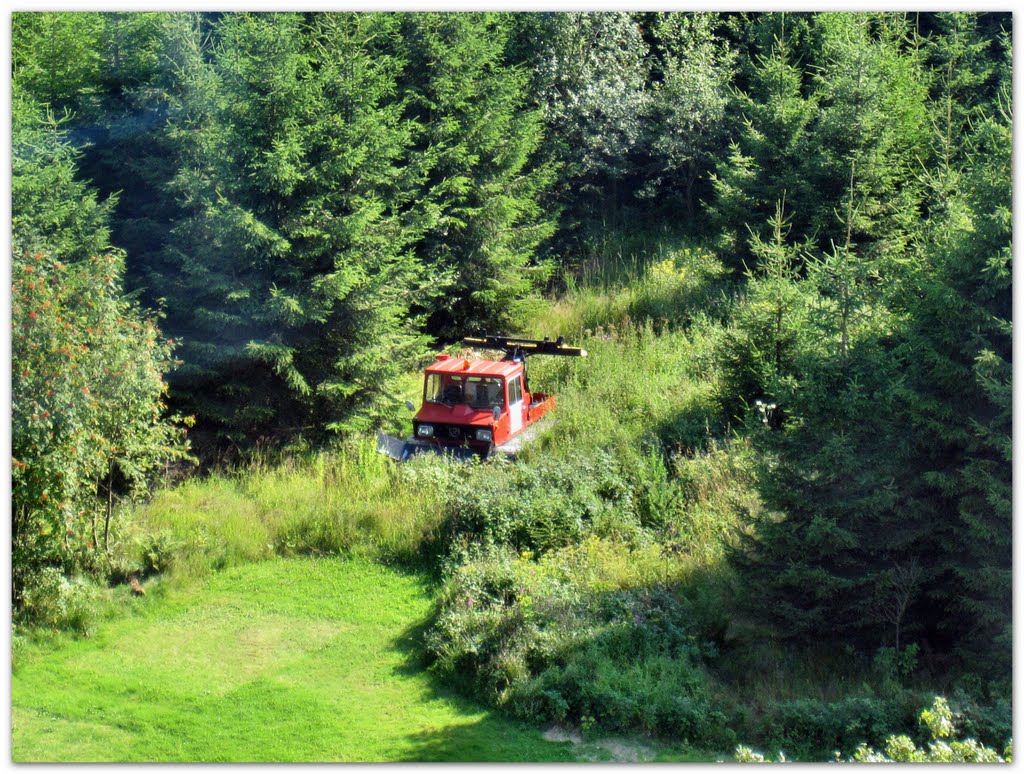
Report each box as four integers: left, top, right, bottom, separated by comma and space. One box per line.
11, 11, 1012, 762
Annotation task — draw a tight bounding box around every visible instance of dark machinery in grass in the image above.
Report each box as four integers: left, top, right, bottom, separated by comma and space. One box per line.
377, 335, 587, 461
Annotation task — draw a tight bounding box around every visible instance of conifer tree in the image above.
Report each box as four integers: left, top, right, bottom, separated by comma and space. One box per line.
709, 19, 817, 268
891, 65, 1012, 673
717, 199, 817, 420
401, 13, 556, 338
154, 12, 430, 439
11, 86, 116, 263
11, 12, 105, 111
729, 14, 1009, 661
922, 12, 997, 177
805, 13, 929, 265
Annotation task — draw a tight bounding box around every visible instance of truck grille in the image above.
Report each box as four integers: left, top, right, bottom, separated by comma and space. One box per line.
435, 423, 468, 441
423, 423, 471, 442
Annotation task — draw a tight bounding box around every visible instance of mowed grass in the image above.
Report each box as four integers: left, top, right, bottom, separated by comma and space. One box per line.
12, 557, 580, 762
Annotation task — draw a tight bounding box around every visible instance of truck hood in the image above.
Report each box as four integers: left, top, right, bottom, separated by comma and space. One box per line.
414, 403, 496, 426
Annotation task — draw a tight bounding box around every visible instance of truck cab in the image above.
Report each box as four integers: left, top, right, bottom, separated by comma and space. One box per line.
378, 335, 585, 462
411, 354, 555, 455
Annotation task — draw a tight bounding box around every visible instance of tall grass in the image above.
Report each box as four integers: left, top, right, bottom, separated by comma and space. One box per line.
530, 243, 732, 341
115, 436, 448, 582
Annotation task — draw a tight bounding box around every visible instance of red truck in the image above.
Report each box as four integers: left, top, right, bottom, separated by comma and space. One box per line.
377, 335, 587, 461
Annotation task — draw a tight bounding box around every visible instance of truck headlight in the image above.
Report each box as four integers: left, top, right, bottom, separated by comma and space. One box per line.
417, 424, 434, 438
476, 428, 493, 442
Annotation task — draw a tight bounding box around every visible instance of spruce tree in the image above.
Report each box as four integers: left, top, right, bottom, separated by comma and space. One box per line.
154, 12, 430, 439
401, 13, 556, 338
11, 86, 116, 263
729, 14, 1009, 662
709, 20, 817, 268
891, 66, 1012, 674
11, 12, 105, 111
805, 13, 929, 265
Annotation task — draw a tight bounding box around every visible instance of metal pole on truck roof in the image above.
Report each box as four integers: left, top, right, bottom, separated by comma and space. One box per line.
462, 334, 588, 359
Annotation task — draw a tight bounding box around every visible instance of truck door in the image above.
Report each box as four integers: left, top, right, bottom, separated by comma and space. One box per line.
508, 375, 524, 434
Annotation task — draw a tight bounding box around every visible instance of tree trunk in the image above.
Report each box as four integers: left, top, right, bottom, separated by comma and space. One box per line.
103, 465, 114, 553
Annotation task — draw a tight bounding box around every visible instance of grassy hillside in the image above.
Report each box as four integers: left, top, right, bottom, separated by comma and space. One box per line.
13, 233, 1010, 762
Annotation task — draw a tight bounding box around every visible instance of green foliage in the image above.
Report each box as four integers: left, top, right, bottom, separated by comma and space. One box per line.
11, 88, 116, 263
15, 568, 98, 636
641, 13, 735, 217
847, 697, 1011, 762
922, 13, 998, 174
756, 696, 916, 760
11, 36, 190, 618
11, 246, 189, 603
402, 13, 557, 337
724, 16, 1009, 667
533, 241, 731, 340
426, 541, 734, 748
889, 74, 1012, 673
526, 319, 725, 457
710, 19, 817, 265
438, 449, 640, 555
8, 11, 1014, 763
155, 12, 432, 439
735, 696, 1012, 762
536, 13, 649, 187
12, 12, 106, 109
712, 13, 930, 271
806, 13, 929, 260
715, 202, 819, 419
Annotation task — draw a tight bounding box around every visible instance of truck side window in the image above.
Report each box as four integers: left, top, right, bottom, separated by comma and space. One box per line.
509, 376, 522, 404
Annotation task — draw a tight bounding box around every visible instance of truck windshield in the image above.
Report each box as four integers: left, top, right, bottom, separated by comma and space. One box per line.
425, 374, 504, 408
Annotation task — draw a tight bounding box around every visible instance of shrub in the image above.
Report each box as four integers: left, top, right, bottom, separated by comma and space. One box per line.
438, 448, 640, 555
426, 538, 733, 746
847, 697, 1012, 763
11, 248, 190, 603
16, 567, 98, 635
754, 696, 916, 760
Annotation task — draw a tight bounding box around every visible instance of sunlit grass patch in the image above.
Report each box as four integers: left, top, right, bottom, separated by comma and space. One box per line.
11, 558, 582, 762
114, 436, 446, 584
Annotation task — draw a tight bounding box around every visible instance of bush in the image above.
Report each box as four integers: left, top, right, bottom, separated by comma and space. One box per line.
11, 248, 190, 601
426, 538, 734, 747
847, 697, 1012, 763
949, 690, 1012, 754
16, 567, 98, 635
438, 447, 640, 555
754, 696, 916, 760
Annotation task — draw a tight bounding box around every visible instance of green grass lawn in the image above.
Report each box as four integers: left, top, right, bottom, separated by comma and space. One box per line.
12, 557, 585, 762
